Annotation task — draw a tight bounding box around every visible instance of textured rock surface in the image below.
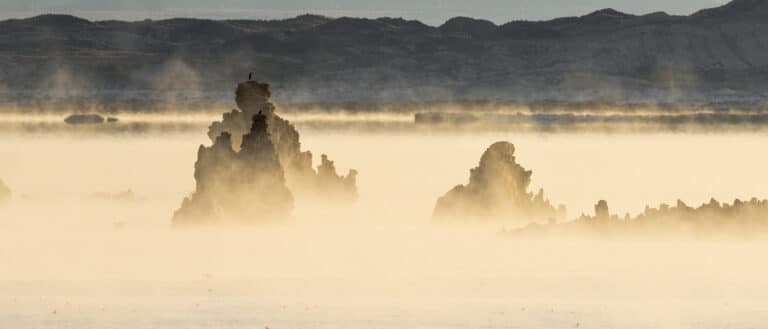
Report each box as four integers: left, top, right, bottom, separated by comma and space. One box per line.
173, 112, 294, 225
173, 80, 358, 225
433, 141, 564, 223
208, 81, 357, 202
509, 197, 768, 238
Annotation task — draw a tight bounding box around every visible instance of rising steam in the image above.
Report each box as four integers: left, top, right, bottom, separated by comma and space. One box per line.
433, 141, 565, 224
442, 141, 768, 238
0, 178, 10, 205
510, 198, 768, 238
174, 80, 358, 225
173, 112, 293, 224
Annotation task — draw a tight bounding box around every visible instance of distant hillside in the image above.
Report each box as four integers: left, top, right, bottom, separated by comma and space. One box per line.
1, 0, 768, 108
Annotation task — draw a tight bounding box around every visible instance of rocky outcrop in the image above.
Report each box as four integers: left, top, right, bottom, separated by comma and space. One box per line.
208, 81, 357, 202
594, 200, 610, 220
64, 114, 105, 124
173, 80, 358, 225
433, 141, 564, 223
173, 111, 294, 225
0, 179, 10, 205
509, 197, 768, 238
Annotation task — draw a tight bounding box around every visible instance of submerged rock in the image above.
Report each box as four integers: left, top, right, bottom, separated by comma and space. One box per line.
0, 179, 10, 204
64, 114, 105, 124
208, 81, 357, 202
414, 112, 478, 125
433, 141, 563, 223
173, 111, 294, 225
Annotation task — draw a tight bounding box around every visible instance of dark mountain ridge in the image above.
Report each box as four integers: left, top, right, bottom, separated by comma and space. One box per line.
0, 0, 767, 108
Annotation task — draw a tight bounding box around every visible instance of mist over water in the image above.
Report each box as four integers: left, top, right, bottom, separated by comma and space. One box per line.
2, 115, 768, 328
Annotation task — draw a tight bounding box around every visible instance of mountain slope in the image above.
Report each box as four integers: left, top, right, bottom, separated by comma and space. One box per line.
0, 0, 767, 106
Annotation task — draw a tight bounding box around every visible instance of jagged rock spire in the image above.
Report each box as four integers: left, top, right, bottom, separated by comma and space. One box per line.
208, 80, 358, 202
433, 141, 564, 223
173, 111, 293, 225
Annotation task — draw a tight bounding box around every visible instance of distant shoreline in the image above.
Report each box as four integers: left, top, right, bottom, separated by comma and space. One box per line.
2, 98, 768, 114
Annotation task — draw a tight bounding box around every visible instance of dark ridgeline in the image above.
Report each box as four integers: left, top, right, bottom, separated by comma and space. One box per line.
2, 0, 768, 106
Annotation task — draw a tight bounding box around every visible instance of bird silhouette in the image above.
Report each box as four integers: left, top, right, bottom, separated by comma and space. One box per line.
248, 72, 253, 81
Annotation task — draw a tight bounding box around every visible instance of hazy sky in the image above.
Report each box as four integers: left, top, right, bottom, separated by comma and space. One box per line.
0, 0, 729, 25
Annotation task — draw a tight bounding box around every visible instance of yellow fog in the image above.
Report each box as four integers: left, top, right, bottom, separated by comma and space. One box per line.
1, 118, 768, 328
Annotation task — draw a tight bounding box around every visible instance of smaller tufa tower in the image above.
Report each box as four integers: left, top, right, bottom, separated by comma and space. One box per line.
433, 141, 565, 224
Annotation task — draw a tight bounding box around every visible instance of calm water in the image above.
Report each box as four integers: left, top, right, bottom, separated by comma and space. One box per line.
1, 115, 768, 328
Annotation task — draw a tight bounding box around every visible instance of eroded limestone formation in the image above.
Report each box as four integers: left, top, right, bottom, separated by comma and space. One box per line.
594, 200, 610, 220
433, 141, 564, 223
173, 80, 359, 225
509, 197, 768, 238
208, 81, 357, 201
173, 112, 294, 225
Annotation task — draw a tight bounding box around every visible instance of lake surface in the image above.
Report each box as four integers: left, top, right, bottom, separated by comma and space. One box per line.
1, 114, 768, 328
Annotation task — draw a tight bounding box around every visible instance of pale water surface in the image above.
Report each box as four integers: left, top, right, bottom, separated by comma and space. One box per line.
1, 116, 767, 328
